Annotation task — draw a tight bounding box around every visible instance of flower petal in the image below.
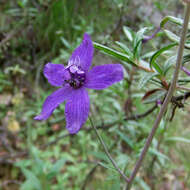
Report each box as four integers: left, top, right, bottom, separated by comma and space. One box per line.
69, 33, 94, 72
34, 85, 73, 120
44, 63, 70, 86
84, 64, 124, 90
65, 88, 89, 134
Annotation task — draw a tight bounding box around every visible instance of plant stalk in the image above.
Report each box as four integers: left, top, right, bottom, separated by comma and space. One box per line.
126, 3, 190, 189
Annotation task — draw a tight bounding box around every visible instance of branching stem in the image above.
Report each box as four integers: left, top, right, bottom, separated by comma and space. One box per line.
126, 3, 190, 189
89, 116, 129, 182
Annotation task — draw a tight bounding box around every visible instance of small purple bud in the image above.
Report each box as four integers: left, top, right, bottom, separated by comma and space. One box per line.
156, 100, 162, 106
142, 27, 161, 43
181, 66, 190, 76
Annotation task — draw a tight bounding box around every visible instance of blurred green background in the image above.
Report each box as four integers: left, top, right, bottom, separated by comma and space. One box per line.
0, 0, 190, 189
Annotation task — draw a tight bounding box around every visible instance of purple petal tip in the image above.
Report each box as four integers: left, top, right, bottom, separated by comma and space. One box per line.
83, 33, 91, 38
34, 115, 42, 120
68, 129, 80, 134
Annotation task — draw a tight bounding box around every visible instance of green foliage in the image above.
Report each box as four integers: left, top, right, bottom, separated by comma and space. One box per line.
1, 1, 190, 190
93, 42, 136, 66
160, 15, 190, 29
15, 148, 67, 190
150, 43, 177, 75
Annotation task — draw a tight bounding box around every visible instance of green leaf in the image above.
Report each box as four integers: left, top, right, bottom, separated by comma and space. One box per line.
30, 147, 45, 176
98, 162, 116, 171
115, 41, 133, 57
160, 16, 190, 30
110, 176, 120, 190
183, 54, 190, 64
136, 177, 151, 190
164, 29, 179, 42
18, 0, 28, 8
133, 27, 148, 60
151, 62, 162, 74
93, 42, 136, 66
138, 72, 158, 89
149, 148, 170, 161
142, 51, 156, 59
22, 168, 42, 190
163, 55, 177, 75
134, 27, 148, 45
21, 180, 35, 190
116, 154, 129, 166
164, 30, 190, 48
89, 151, 109, 162
47, 158, 67, 180
150, 43, 177, 74
134, 40, 142, 60
116, 130, 133, 148
60, 37, 71, 49
178, 77, 190, 85
166, 137, 190, 143
123, 26, 133, 42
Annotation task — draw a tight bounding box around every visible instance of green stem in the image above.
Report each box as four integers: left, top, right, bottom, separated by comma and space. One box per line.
89, 116, 129, 182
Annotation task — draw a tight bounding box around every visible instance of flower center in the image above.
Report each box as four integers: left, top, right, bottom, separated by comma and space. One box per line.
65, 65, 86, 89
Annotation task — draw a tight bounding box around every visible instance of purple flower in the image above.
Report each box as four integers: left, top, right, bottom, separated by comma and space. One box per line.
34, 33, 124, 134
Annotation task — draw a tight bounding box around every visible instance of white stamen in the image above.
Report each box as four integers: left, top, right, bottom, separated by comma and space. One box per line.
70, 65, 79, 73
77, 70, 85, 74
74, 56, 81, 66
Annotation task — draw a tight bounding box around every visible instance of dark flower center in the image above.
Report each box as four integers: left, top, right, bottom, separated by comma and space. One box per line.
65, 65, 86, 89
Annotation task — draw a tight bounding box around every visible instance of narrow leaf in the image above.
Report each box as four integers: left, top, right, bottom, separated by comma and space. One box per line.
163, 55, 177, 75
164, 30, 190, 48
98, 162, 116, 171
160, 16, 190, 30
138, 73, 158, 89
150, 43, 177, 74
116, 130, 133, 148
22, 169, 42, 190
123, 26, 133, 42
47, 158, 66, 180
149, 148, 170, 161
133, 27, 148, 59
166, 137, 190, 143
115, 41, 133, 57
93, 42, 136, 66
142, 88, 163, 101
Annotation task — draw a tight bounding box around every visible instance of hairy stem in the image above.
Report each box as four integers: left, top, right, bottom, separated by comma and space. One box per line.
89, 116, 129, 182
126, 3, 190, 189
